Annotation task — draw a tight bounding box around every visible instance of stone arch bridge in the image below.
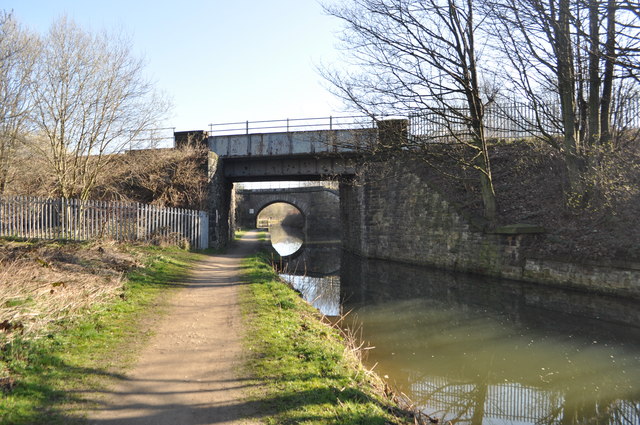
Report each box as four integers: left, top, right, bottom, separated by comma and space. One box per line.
235, 187, 340, 241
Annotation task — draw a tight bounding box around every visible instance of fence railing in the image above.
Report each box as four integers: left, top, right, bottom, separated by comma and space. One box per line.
0, 196, 209, 249
208, 115, 376, 136
409, 98, 640, 141
206, 98, 640, 143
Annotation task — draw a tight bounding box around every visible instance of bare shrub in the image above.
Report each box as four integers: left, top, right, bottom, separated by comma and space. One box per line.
91, 145, 208, 210
148, 231, 191, 250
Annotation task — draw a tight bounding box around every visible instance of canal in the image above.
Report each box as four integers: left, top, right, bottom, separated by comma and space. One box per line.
268, 225, 640, 425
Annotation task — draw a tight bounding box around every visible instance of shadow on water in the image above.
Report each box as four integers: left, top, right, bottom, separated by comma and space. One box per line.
276, 238, 640, 425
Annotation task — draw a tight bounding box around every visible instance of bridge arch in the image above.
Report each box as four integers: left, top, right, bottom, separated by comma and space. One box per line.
235, 187, 340, 241
237, 191, 312, 229
255, 198, 308, 229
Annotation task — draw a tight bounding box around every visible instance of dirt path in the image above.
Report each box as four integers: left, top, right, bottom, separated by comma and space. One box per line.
86, 231, 263, 425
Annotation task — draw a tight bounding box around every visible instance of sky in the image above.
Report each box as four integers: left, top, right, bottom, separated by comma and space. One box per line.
6, 0, 348, 133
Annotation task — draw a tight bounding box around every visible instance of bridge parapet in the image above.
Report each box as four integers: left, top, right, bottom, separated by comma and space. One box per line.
209, 128, 377, 158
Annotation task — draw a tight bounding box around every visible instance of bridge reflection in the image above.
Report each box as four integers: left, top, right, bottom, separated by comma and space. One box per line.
410, 374, 640, 425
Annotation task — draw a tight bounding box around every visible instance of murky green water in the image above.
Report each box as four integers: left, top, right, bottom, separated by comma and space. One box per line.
273, 226, 640, 425
347, 298, 640, 425
339, 253, 640, 425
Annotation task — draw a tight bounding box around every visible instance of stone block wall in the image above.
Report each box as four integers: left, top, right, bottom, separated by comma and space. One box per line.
235, 187, 340, 241
307, 189, 340, 241
207, 152, 234, 249
340, 159, 640, 299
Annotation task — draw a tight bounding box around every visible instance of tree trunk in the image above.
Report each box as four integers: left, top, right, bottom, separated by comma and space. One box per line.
587, 0, 601, 147
479, 166, 497, 223
470, 110, 497, 223
600, 0, 616, 146
556, 0, 584, 192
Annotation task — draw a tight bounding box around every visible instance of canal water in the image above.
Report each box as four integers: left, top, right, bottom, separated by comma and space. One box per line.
268, 226, 640, 425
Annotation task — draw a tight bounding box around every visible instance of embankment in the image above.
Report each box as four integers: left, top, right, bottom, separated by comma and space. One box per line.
340, 148, 640, 299
239, 250, 429, 425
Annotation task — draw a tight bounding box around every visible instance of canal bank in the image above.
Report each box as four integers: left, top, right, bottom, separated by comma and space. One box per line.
239, 244, 428, 425
267, 222, 640, 425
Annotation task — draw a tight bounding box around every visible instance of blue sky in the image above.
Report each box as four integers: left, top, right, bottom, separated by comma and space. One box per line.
7, 0, 346, 132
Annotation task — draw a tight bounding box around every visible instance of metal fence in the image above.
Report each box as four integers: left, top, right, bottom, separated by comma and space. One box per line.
0, 196, 209, 249
409, 98, 640, 141
208, 115, 376, 136
206, 98, 640, 142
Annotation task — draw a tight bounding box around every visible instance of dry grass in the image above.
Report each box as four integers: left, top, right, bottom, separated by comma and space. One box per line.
0, 239, 142, 341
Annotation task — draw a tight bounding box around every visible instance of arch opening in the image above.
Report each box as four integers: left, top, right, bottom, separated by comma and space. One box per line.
256, 202, 305, 257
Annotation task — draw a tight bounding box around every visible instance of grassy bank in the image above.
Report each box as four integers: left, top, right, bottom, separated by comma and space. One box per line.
240, 252, 416, 425
0, 240, 206, 425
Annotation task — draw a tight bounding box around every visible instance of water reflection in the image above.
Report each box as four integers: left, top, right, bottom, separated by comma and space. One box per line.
269, 223, 304, 256
348, 297, 640, 425
288, 248, 640, 425
279, 274, 340, 316
272, 223, 342, 315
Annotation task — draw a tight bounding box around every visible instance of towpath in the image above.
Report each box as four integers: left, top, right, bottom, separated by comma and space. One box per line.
86, 231, 263, 425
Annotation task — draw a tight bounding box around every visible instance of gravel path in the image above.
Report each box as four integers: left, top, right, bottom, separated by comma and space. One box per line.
87, 231, 263, 425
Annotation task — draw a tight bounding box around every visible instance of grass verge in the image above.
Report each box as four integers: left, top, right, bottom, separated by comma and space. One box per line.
0, 242, 207, 425
240, 251, 415, 425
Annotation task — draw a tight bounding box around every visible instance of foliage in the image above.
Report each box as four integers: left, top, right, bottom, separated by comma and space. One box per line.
30, 17, 170, 201
1, 144, 209, 210
92, 144, 209, 209
324, 0, 640, 206
322, 0, 498, 220
0, 11, 37, 195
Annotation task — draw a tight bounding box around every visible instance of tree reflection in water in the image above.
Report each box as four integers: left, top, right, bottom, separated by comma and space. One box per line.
411, 374, 640, 425
338, 253, 640, 425
270, 232, 640, 425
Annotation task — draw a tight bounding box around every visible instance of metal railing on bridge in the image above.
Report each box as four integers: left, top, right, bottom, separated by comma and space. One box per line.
409, 98, 640, 142
207, 98, 640, 143
208, 115, 376, 136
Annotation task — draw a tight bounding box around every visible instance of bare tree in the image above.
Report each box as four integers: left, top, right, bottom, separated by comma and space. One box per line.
618, 1, 640, 83
482, 0, 588, 191
483, 0, 640, 194
0, 11, 37, 194
322, 0, 498, 221
30, 16, 170, 201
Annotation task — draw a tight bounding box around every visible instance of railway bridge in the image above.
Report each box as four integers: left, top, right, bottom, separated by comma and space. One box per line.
175, 117, 406, 248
